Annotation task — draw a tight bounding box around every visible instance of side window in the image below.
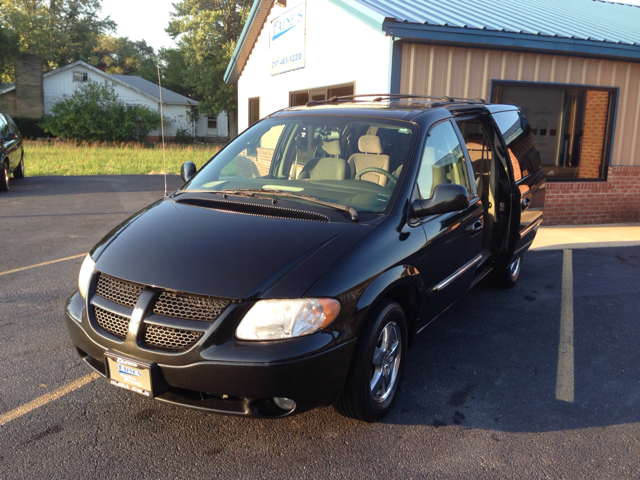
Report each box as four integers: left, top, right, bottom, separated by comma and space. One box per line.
0, 115, 7, 137
416, 121, 473, 199
492, 110, 542, 181
73, 71, 88, 82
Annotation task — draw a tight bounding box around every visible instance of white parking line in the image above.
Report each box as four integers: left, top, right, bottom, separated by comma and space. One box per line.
0, 253, 87, 277
0, 373, 100, 426
555, 249, 574, 402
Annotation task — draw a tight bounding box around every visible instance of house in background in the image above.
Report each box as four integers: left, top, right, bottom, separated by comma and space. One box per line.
0, 59, 228, 141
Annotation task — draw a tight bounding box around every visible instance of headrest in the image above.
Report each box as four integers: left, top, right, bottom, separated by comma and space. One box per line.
464, 133, 485, 148
358, 135, 383, 154
321, 140, 341, 156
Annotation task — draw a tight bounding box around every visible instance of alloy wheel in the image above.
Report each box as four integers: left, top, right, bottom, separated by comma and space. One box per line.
370, 321, 401, 404
509, 257, 522, 278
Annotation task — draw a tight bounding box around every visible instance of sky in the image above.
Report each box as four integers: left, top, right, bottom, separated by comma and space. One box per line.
99, 0, 178, 52
99, 0, 640, 53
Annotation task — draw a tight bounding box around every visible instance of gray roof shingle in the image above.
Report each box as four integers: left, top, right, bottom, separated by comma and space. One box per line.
110, 75, 198, 105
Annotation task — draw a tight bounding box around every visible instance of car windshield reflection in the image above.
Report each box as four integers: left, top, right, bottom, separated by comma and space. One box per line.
183, 116, 417, 216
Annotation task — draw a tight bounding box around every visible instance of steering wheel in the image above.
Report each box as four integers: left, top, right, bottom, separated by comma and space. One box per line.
355, 167, 397, 187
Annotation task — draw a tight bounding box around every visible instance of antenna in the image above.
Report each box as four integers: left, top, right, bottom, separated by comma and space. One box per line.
157, 64, 167, 197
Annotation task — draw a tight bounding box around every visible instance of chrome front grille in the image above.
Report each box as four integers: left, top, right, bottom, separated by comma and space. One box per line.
95, 306, 130, 340
153, 292, 229, 321
96, 274, 143, 308
143, 324, 203, 352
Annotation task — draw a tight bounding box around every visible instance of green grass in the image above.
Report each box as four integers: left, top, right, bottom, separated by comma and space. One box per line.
23, 140, 224, 176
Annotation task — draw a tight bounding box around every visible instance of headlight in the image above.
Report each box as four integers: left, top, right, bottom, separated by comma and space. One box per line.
78, 255, 96, 299
236, 298, 340, 340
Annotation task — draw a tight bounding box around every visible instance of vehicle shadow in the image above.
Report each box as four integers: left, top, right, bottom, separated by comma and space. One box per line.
382, 246, 640, 431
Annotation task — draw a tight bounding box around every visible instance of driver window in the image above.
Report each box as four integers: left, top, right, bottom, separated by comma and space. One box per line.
416, 121, 473, 199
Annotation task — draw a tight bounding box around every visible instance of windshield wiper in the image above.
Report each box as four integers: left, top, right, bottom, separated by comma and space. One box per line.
231, 189, 359, 222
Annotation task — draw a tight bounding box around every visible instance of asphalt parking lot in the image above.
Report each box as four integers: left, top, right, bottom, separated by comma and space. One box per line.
1, 176, 639, 479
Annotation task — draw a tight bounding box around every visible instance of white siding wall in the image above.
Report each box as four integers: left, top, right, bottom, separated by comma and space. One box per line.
43, 65, 228, 138
237, 0, 393, 132
43, 65, 157, 113
195, 111, 229, 138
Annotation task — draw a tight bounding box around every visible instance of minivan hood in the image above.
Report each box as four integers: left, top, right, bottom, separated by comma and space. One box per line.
91, 198, 374, 299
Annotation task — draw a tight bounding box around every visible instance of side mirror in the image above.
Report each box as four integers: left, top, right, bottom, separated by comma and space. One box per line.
1, 132, 17, 143
181, 161, 197, 183
412, 184, 469, 218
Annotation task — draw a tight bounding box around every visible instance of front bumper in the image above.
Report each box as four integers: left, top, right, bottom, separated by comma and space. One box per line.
65, 290, 356, 418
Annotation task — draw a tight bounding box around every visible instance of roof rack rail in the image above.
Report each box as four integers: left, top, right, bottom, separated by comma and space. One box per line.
305, 93, 487, 108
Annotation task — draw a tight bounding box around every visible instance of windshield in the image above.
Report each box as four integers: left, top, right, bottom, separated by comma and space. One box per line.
182, 116, 417, 218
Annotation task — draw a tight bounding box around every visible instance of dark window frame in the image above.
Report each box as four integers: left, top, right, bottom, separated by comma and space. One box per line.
207, 117, 217, 129
249, 97, 260, 126
490, 80, 618, 182
73, 71, 88, 82
289, 82, 355, 107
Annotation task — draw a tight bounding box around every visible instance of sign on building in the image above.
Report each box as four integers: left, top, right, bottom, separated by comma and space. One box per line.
270, 2, 306, 76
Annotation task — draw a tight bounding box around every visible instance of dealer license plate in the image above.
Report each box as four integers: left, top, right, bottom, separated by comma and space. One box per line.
105, 353, 153, 397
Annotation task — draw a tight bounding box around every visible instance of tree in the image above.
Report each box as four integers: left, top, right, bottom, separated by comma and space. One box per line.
157, 47, 196, 100
0, 0, 115, 79
0, 23, 17, 82
41, 80, 161, 141
167, 0, 253, 137
92, 35, 158, 83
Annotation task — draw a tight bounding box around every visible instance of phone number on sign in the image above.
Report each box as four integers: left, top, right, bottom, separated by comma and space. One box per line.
271, 53, 303, 68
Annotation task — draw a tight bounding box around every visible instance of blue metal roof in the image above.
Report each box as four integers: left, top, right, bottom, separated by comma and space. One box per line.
225, 0, 640, 85
354, 0, 640, 46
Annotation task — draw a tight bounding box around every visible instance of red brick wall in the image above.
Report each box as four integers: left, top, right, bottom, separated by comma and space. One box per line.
544, 166, 640, 225
578, 91, 608, 179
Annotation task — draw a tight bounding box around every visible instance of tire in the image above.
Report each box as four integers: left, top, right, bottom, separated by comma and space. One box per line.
0, 160, 9, 191
495, 256, 522, 288
13, 152, 24, 179
335, 300, 407, 422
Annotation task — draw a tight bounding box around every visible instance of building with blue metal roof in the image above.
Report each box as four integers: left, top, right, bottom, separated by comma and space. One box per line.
225, 0, 640, 224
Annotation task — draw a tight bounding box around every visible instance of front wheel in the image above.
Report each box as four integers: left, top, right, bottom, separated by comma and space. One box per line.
335, 300, 407, 422
0, 161, 9, 191
495, 256, 522, 288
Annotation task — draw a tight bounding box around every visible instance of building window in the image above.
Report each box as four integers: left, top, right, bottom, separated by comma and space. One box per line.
289, 83, 355, 107
207, 117, 217, 129
492, 82, 616, 181
249, 97, 260, 126
73, 72, 88, 82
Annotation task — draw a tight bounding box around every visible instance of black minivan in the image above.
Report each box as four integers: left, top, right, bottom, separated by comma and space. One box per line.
65, 95, 545, 422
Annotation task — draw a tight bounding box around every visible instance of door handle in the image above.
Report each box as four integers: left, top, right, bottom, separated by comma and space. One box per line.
521, 198, 531, 211
470, 220, 483, 235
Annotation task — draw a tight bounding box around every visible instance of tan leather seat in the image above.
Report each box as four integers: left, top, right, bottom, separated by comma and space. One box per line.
347, 135, 391, 186
298, 157, 348, 181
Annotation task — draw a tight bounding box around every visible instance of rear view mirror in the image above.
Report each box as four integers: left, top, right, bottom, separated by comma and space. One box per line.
181, 161, 197, 183
412, 184, 469, 218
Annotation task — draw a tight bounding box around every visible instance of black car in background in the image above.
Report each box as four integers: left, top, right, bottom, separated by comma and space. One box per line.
65, 95, 545, 422
0, 112, 25, 191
